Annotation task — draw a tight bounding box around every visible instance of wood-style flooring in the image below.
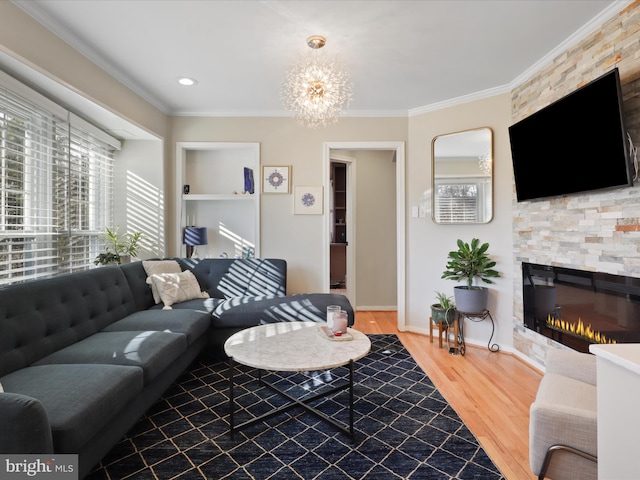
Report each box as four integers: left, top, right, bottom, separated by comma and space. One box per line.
355, 310, 542, 480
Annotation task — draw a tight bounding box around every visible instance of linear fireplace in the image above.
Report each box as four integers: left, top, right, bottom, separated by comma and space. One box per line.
522, 262, 640, 352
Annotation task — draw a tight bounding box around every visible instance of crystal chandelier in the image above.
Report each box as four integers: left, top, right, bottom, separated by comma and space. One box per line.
282, 35, 353, 128
478, 152, 492, 175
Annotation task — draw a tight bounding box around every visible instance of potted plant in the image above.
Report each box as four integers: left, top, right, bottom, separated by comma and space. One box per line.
431, 291, 457, 325
94, 226, 142, 265
441, 238, 500, 314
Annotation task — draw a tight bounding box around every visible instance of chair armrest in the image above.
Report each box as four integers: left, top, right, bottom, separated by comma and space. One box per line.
529, 402, 597, 475
546, 348, 597, 386
0, 393, 54, 453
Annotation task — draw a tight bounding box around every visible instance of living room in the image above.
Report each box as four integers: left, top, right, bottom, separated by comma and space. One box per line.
0, 1, 639, 478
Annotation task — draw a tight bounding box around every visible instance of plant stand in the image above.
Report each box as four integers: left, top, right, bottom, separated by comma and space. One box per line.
457, 309, 500, 354
429, 316, 459, 351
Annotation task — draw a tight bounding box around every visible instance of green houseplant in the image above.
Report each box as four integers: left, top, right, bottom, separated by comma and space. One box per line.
94, 226, 142, 265
431, 291, 457, 324
441, 238, 500, 313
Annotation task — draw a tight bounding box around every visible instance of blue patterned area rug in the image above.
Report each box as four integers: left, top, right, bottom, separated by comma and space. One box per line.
87, 335, 505, 479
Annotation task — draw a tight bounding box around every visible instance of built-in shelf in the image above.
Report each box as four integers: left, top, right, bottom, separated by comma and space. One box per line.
176, 142, 260, 258
183, 194, 256, 201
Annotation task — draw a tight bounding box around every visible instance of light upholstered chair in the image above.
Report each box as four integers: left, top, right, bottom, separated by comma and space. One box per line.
529, 348, 598, 480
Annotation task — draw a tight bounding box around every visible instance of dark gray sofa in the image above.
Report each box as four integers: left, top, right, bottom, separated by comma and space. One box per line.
0, 257, 353, 478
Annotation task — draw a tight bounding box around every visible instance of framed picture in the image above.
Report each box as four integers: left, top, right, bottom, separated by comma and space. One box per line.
294, 185, 323, 215
262, 165, 290, 194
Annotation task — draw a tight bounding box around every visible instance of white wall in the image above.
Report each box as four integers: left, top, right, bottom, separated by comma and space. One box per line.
406, 93, 515, 349
169, 116, 408, 295
115, 139, 166, 258
354, 150, 397, 309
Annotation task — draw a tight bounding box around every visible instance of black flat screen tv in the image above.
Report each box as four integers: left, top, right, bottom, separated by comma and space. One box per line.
509, 68, 633, 202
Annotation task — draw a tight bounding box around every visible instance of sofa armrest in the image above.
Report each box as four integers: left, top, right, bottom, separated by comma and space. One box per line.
546, 348, 597, 386
0, 393, 54, 453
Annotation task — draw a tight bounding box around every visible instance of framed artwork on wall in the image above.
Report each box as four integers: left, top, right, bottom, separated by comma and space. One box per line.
262, 165, 290, 194
294, 185, 323, 215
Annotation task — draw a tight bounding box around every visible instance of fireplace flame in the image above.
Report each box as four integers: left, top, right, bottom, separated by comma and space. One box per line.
546, 316, 616, 345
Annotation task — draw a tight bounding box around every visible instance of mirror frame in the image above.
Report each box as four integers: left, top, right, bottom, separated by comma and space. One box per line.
431, 127, 493, 224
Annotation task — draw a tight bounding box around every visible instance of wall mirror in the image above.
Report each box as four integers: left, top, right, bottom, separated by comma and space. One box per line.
432, 127, 493, 224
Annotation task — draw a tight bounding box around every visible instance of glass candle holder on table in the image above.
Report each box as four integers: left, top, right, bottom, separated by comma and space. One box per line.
332, 311, 348, 334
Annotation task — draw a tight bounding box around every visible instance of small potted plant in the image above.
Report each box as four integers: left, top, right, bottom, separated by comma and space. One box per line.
441, 238, 500, 314
431, 291, 456, 325
94, 226, 142, 265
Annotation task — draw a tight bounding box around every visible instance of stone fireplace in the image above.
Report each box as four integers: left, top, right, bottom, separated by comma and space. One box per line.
522, 262, 640, 353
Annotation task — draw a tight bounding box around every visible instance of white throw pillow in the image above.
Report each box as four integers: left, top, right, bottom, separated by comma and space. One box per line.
0, 382, 3, 393
143, 260, 182, 304
146, 270, 209, 309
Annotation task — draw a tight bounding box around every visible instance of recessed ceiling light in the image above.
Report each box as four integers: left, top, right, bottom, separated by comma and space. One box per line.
177, 77, 197, 86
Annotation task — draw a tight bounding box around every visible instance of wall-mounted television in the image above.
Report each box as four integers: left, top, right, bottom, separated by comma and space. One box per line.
509, 68, 634, 202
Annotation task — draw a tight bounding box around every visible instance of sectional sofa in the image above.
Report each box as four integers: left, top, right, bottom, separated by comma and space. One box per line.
0, 257, 353, 478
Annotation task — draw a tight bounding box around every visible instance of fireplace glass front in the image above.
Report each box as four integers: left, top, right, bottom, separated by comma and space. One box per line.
523, 262, 640, 352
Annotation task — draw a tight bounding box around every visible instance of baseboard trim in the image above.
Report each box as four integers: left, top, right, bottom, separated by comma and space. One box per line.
356, 306, 397, 311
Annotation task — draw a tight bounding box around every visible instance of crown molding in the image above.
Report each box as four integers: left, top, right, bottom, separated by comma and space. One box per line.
12, 0, 171, 115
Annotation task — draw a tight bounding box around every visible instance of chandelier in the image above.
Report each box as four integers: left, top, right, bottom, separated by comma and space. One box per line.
478, 152, 492, 175
282, 35, 353, 128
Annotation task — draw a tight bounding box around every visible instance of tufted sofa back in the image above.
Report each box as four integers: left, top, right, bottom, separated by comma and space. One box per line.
175, 258, 287, 299
121, 258, 288, 306
0, 266, 137, 377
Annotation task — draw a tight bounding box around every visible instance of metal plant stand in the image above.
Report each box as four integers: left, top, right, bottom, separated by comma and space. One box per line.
456, 309, 500, 354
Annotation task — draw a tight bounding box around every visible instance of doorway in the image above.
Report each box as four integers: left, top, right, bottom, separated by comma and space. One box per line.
329, 160, 349, 294
323, 142, 406, 331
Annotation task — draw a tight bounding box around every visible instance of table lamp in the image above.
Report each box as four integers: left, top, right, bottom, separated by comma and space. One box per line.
183, 226, 208, 258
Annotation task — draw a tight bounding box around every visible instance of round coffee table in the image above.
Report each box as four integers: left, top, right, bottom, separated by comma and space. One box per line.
224, 321, 371, 442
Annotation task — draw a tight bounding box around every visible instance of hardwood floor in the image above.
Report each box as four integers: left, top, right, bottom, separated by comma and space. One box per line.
355, 310, 542, 480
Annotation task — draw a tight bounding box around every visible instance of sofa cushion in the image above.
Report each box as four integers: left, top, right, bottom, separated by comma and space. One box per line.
212, 293, 355, 329
142, 260, 182, 304
0, 267, 137, 377
33, 331, 187, 383
172, 258, 287, 299
120, 261, 156, 311
147, 270, 209, 309
0, 364, 143, 453
103, 309, 211, 346
148, 296, 224, 314
534, 372, 597, 412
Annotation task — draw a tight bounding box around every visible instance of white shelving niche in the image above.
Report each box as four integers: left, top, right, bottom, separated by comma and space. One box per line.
176, 142, 260, 259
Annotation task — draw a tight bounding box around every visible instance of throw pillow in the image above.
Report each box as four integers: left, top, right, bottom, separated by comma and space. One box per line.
142, 260, 182, 304
0, 381, 3, 393
146, 270, 209, 309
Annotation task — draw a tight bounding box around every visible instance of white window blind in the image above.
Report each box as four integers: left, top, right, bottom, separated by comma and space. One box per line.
435, 183, 479, 223
0, 72, 119, 284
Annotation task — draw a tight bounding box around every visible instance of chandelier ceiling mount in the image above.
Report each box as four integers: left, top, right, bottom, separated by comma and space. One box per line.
306, 35, 326, 49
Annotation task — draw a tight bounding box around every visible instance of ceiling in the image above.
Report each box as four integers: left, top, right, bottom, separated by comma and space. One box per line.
9, 0, 624, 122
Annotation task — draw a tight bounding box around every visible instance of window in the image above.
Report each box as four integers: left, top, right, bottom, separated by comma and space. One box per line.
435, 183, 479, 223
434, 176, 490, 224
0, 72, 120, 284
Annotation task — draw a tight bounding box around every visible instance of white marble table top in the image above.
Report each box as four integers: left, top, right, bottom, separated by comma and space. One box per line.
224, 322, 372, 371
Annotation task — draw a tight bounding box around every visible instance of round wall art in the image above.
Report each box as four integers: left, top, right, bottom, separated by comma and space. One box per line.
294, 185, 323, 215
262, 166, 290, 193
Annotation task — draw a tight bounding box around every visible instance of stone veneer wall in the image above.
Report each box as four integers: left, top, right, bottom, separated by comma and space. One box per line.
511, 1, 640, 366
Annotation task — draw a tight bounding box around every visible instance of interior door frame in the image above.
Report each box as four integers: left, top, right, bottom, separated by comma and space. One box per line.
323, 141, 406, 331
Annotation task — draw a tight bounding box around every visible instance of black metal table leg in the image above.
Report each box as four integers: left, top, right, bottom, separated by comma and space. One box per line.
227, 360, 357, 443
349, 359, 354, 443
228, 356, 235, 438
